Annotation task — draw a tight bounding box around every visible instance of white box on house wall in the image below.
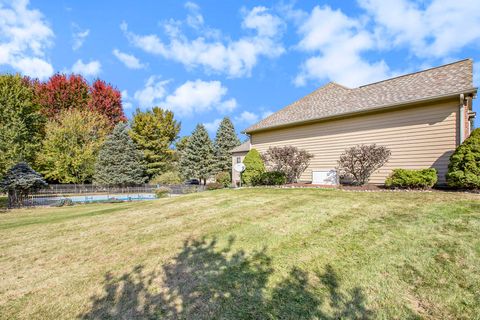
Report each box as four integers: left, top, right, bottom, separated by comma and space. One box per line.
312, 170, 338, 185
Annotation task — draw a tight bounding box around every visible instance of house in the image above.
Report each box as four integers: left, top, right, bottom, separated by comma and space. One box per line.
231, 141, 251, 187
235, 59, 477, 185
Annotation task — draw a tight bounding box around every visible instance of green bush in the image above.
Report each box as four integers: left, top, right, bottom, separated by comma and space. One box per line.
251, 171, 287, 186
242, 149, 265, 186
446, 128, 480, 189
206, 182, 224, 190
50, 198, 74, 207
385, 168, 438, 189
150, 171, 183, 185
154, 186, 171, 198
215, 171, 231, 187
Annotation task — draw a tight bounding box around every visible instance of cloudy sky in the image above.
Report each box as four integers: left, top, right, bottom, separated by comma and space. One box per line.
1, 0, 479, 137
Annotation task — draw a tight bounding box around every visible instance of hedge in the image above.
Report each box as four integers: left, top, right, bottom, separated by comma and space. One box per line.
385, 168, 438, 189
446, 128, 480, 189
251, 171, 287, 186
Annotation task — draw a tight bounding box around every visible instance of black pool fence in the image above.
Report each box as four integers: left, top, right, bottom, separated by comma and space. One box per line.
12, 184, 205, 208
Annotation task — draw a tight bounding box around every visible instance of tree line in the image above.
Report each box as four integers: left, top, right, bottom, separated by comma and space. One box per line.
0, 73, 241, 187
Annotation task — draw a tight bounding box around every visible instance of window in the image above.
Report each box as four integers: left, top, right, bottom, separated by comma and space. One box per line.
236, 157, 241, 164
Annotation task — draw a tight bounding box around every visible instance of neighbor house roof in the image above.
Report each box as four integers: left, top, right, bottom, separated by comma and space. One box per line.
245, 59, 476, 133
230, 141, 250, 153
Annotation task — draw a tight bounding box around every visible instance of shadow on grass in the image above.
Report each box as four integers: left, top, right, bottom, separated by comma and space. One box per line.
79, 237, 373, 319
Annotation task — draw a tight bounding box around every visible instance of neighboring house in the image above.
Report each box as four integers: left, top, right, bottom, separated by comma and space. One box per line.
237, 59, 477, 185
231, 141, 251, 187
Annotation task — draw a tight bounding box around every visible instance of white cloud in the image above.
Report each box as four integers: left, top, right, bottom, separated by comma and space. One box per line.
204, 118, 222, 133
71, 59, 101, 77
0, 0, 54, 79
113, 49, 146, 69
184, 2, 204, 29
294, 5, 390, 87
132, 77, 237, 115
121, 5, 284, 78
121, 90, 134, 109
133, 76, 170, 108
164, 79, 237, 115
72, 24, 89, 50
358, 0, 480, 58
235, 111, 259, 124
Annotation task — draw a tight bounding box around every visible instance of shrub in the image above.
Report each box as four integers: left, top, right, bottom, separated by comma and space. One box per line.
154, 186, 171, 198
385, 168, 438, 189
242, 149, 265, 186
251, 171, 287, 186
262, 146, 313, 183
50, 198, 74, 207
150, 171, 183, 185
206, 182, 224, 190
215, 171, 231, 187
338, 144, 391, 185
446, 128, 480, 189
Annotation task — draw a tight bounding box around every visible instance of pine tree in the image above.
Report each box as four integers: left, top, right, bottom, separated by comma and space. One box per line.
1, 162, 47, 208
94, 123, 147, 186
130, 107, 180, 179
179, 124, 215, 185
214, 117, 240, 174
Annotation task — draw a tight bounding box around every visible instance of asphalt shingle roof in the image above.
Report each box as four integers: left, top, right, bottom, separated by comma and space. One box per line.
231, 141, 250, 153
245, 59, 476, 133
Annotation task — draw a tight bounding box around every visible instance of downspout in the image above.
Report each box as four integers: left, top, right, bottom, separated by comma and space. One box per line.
459, 93, 465, 144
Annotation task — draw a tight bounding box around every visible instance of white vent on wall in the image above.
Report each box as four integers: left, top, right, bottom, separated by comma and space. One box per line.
312, 170, 338, 185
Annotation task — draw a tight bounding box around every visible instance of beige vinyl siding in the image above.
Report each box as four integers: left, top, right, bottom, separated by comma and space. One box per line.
250, 99, 459, 184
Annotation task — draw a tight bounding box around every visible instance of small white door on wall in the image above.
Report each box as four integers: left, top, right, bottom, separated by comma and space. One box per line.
312, 170, 338, 185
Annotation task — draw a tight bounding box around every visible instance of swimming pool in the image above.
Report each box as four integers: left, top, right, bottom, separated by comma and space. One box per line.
31, 193, 157, 205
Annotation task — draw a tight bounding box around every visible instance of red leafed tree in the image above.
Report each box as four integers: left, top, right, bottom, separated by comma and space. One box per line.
88, 79, 126, 125
34, 74, 90, 118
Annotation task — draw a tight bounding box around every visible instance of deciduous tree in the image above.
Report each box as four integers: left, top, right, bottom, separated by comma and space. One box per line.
263, 146, 313, 183
179, 124, 215, 185
0, 75, 45, 178
130, 107, 180, 178
94, 123, 147, 186
88, 79, 126, 126
34, 73, 90, 118
337, 144, 391, 185
37, 109, 110, 183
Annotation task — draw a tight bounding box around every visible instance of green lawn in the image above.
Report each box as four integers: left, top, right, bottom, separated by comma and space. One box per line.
0, 188, 479, 319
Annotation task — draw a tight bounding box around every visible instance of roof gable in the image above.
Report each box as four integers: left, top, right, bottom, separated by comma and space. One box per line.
245, 59, 476, 133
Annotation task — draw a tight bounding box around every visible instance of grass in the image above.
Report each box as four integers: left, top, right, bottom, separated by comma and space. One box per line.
0, 188, 479, 319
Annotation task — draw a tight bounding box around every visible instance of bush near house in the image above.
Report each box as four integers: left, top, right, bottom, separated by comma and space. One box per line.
206, 182, 224, 190
338, 144, 391, 185
385, 168, 438, 189
446, 128, 480, 189
242, 149, 265, 186
154, 186, 172, 198
215, 171, 231, 187
251, 171, 287, 186
262, 146, 313, 183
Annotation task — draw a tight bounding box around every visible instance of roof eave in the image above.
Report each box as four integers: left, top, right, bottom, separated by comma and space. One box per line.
243, 88, 478, 134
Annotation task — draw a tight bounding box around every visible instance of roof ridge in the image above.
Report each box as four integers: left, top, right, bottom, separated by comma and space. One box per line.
358, 58, 472, 89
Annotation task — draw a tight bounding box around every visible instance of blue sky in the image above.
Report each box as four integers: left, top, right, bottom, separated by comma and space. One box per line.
1, 0, 479, 138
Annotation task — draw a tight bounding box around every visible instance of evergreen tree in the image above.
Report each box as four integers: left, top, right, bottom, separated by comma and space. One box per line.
94, 123, 147, 186
130, 107, 180, 179
214, 117, 240, 174
0, 75, 45, 178
447, 128, 480, 188
179, 124, 215, 185
1, 162, 47, 208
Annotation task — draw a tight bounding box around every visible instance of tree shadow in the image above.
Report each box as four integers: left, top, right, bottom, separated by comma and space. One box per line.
79, 237, 373, 319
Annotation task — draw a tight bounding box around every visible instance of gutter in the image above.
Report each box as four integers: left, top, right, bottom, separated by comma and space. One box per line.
459, 94, 465, 144
243, 88, 478, 134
